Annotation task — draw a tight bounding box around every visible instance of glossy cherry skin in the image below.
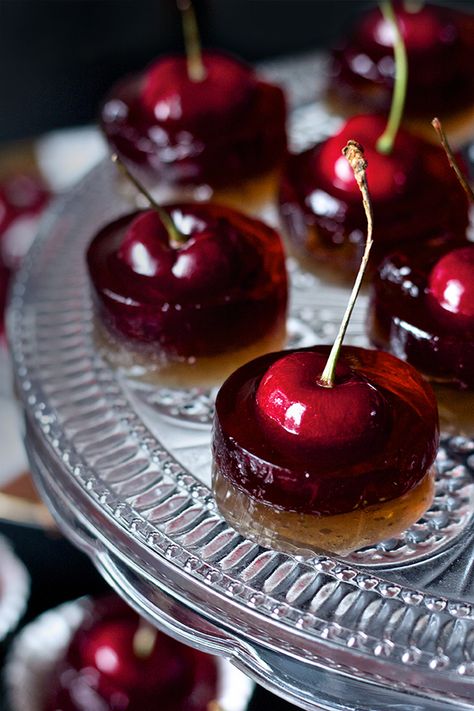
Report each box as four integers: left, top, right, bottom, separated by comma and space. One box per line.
45, 596, 218, 711
101, 51, 287, 188
329, 3, 474, 118
142, 54, 257, 132
87, 203, 287, 359
279, 115, 469, 274
213, 346, 438, 516
255, 351, 390, 466
369, 237, 474, 389
429, 246, 474, 317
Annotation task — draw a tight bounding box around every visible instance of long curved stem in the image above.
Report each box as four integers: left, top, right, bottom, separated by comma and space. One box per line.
319, 141, 374, 388
111, 154, 186, 244
376, 0, 408, 155
431, 118, 474, 204
177, 0, 206, 82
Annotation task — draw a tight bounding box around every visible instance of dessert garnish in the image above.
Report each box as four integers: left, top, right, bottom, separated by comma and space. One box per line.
213, 140, 438, 555
44, 595, 218, 711
327, 1, 474, 147
87, 156, 288, 385
278, 2, 468, 277
368, 116, 474, 403
100, 2, 287, 192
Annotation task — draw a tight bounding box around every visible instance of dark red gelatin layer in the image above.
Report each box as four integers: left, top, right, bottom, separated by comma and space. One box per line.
279, 115, 469, 274
369, 238, 474, 389
213, 345, 438, 516
44, 595, 218, 711
329, 3, 474, 119
87, 203, 288, 359
100, 51, 287, 189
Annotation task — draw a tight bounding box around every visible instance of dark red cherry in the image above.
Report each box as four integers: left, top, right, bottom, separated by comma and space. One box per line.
141, 52, 257, 132
255, 351, 390, 466
317, 115, 416, 202
117, 210, 174, 279
79, 619, 185, 693
429, 245, 474, 317
116, 208, 254, 300
368, 4, 452, 53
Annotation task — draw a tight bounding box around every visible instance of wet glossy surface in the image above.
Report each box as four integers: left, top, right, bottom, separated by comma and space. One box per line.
279, 115, 469, 275
101, 51, 287, 189
44, 596, 218, 711
329, 3, 474, 119
369, 238, 474, 389
213, 345, 439, 516
87, 203, 288, 359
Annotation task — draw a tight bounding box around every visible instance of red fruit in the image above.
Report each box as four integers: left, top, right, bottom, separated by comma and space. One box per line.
142, 53, 257, 132
88, 203, 287, 358
317, 115, 420, 202
255, 351, 390, 465
429, 245, 474, 317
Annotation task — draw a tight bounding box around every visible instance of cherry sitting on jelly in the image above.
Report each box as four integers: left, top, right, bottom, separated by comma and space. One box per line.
101, 49, 287, 190
279, 114, 468, 275
87, 202, 288, 361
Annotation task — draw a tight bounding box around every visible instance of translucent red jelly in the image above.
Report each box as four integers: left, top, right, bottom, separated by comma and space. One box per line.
101, 51, 287, 189
213, 345, 438, 516
44, 596, 218, 711
278, 115, 469, 274
329, 3, 474, 119
87, 203, 288, 359
369, 238, 474, 389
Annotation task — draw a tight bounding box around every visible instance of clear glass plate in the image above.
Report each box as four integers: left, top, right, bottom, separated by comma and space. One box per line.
8, 53, 474, 710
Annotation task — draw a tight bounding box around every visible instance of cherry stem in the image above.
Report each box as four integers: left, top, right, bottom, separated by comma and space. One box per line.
132, 618, 157, 659
319, 141, 374, 388
177, 0, 206, 82
111, 154, 186, 244
376, 0, 408, 155
431, 117, 474, 204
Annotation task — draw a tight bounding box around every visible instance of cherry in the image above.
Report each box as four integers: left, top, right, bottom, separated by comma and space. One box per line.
115, 208, 260, 300
142, 52, 257, 133
429, 245, 474, 317
79, 618, 185, 694
45, 596, 219, 711
317, 115, 417, 202
88, 203, 287, 357
0, 174, 49, 269
255, 350, 390, 466
367, 4, 453, 54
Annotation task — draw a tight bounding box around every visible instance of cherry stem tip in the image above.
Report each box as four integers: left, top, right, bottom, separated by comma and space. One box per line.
319, 141, 374, 388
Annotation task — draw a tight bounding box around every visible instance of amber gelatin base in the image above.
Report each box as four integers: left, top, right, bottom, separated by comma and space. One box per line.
434, 385, 474, 438
94, 318, 287, 390
213, 467, 436, 558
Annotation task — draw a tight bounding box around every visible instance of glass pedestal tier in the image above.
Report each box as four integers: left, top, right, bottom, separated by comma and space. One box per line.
8, 54, 474, 711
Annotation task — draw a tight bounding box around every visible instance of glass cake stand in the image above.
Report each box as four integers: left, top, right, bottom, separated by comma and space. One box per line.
8, 54, 474, 711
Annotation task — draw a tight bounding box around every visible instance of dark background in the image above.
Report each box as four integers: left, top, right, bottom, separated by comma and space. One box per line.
0, 0, 458, 143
